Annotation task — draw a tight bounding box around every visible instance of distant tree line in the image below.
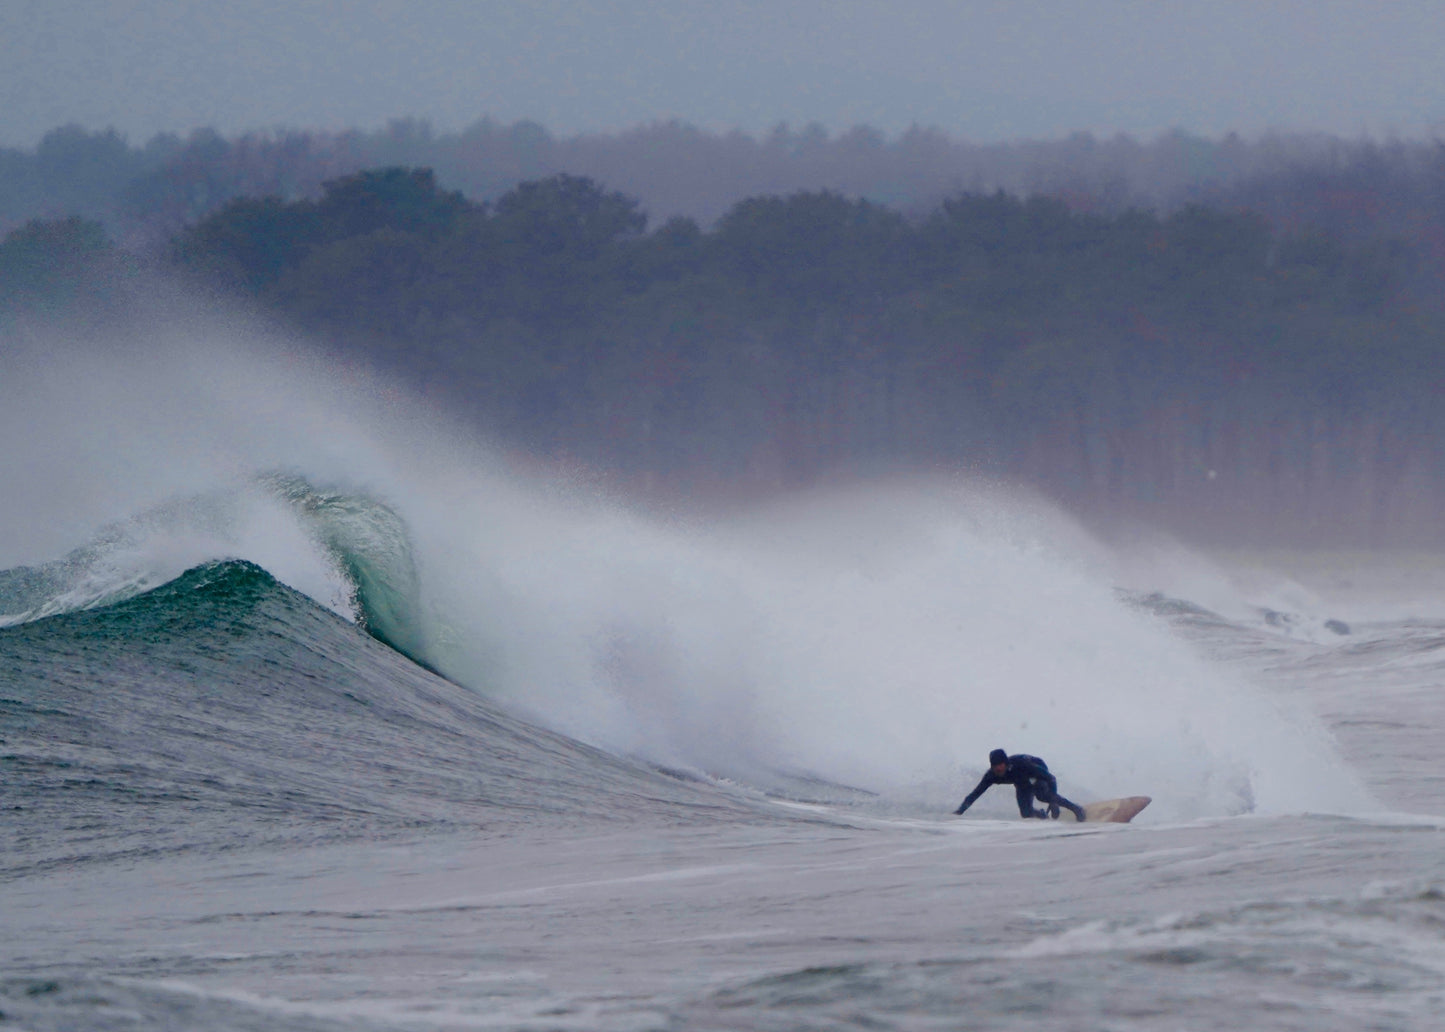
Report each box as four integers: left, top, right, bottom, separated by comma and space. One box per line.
0, 214, 126, 325
6, 118, 1445, 252
138, 166, 1445, 543
5, 123, 1445, 544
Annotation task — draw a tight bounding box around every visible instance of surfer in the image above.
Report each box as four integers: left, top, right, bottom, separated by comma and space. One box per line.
953, 749, 1087, 821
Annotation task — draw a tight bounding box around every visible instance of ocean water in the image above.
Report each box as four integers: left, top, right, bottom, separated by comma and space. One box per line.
3, 332, 1445, 1030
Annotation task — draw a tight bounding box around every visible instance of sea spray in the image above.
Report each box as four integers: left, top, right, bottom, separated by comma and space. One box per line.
0, 486, 357, 626
400, 474, 1374, 818
0, 321, 1373, 818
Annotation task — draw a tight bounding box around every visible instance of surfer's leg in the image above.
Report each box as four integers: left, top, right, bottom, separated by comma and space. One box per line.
1033, 780, 1062, 818
1054, 793, 1086, 822
1014, 782, 1045, 818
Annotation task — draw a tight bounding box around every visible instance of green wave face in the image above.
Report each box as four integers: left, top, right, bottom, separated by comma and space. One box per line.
1, 557, 756, 878
0, 492, 262, 627
257, 471, 432, 667
0, 472, 433, 668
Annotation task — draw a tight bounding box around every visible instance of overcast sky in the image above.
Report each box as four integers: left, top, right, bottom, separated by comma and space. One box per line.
3, 0, 1443, 149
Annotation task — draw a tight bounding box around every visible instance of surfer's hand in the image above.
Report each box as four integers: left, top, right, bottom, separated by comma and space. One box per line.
953, 805, 966, 815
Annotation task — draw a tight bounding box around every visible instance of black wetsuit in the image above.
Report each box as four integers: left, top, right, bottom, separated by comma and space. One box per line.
953, 753, 1086, 820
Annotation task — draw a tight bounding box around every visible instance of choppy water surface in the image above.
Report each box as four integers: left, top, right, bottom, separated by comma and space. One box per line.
5, 545, 1443, 1031
3, 337, 1443, 1030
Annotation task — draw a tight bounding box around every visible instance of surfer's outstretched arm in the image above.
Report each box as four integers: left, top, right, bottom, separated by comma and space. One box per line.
953, 773, 993, 815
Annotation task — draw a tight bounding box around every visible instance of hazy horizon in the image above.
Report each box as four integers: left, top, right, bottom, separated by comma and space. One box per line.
4, 1, 1444, 150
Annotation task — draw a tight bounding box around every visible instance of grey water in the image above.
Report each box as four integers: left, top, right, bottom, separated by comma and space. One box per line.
3, 334, 1444, 1030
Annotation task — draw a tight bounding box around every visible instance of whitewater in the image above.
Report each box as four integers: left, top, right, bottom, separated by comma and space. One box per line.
3, 324, 1444, 1030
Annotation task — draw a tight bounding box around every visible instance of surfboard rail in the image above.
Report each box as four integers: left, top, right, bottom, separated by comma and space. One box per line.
1071, 795, 1151, 823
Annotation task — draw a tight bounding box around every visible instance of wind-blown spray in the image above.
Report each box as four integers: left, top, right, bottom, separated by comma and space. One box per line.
0, 319, 1372, 819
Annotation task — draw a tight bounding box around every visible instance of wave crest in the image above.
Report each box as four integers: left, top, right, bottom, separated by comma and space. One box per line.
0, 473, 428, 664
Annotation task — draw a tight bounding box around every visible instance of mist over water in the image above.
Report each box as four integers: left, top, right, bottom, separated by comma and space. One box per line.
0, 316, 1373, 820
406, 478, 1372, 819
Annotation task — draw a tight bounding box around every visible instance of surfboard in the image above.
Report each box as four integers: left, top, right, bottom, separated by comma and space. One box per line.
1069, 796, 1151, 823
